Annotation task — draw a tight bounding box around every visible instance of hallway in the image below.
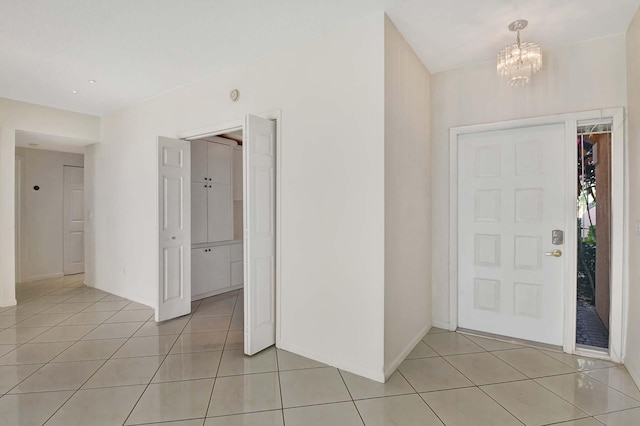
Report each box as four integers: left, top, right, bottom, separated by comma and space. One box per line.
0, 275, 638, 425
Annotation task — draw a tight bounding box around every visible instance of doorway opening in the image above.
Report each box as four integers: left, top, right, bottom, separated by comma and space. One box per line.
576, 121, 612, 350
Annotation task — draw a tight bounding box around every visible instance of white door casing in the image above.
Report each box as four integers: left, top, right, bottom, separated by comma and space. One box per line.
157, 136, 191, 321
458, 124, 566, 346
244, 114, 277, 355
63, 166, 85, 275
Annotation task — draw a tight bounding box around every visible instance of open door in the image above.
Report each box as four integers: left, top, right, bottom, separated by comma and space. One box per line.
244, 115, 276, 355
157, 136, 191, 321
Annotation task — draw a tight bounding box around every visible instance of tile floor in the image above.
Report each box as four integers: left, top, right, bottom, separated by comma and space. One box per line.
1, 275, 639, 425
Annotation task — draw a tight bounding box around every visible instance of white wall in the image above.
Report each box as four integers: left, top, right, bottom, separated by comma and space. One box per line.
383, 16, 432, 375
15, 147, 84, 282
94, 14, 387, 380
0, 98, 99, 306
625, 8, 640, 386
430, 35, 628, 327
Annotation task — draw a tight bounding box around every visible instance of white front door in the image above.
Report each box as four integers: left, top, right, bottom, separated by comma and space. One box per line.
63, 166, 84, 275
244, 114, 276, 355
157, 137, 191, 321
458, 124, 566, 345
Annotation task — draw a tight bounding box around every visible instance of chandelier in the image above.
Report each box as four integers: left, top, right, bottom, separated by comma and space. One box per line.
497, 20, 542, 86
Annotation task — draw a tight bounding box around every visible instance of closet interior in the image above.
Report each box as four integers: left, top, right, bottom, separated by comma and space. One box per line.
190, 131, 244, 301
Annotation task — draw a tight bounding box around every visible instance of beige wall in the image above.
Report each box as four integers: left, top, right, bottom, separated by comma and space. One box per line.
15, 148, 84, 282
625, 7, 640, 386
430, 34, 628, 327
383, 16, 432, 375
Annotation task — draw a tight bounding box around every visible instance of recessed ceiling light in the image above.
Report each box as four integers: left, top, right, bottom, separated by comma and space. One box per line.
71, 90, 79, 94
88, 79, 96, 84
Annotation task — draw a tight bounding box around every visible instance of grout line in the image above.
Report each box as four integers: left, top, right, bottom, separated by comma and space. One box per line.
274, 345, 286, 425
395, 366, 448, 426
336, 368, 366, 426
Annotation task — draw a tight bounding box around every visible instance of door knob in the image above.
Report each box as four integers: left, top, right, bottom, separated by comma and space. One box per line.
545, 249, 562, 257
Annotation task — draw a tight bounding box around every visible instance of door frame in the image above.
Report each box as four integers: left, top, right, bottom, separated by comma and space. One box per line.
178, 110, 282, 346
14, 155, 22, 284
448, 107, 625, 362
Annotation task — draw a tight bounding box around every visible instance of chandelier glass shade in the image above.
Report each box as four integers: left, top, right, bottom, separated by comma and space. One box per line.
497, 20, 542, 86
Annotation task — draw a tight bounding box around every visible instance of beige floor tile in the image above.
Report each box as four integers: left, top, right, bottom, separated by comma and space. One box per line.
46, 385, 146, 426
218, 348, 277, 376
13, 313, 72, 328
59, 311, 116, 326
194, 299, 236, 317
279, 367, 350, 408
284, 401, 363, 426
0, 364, 42, 393
427, 327, 452, 334
29, 324, 96, 343
0, 345, 16, 358
123, 301, 153, 310
0, 341, 73, 365
406, 341, 439, 359
100, 294, 129, 302
0, 326, 50, 344
536, 373, 640, 415
112, 334, 179, 358
595, 407, 640, 425
229, 315, 243, 331
464, 335, 525, 351
83, 300, 130, 312
41, 302, 93, 314
209, 372, 282, 416
421, 387, 521, 426
493, 348, 576, 378
276, 349, 327, 371
65, 293, 108, 303
153, 351, 222, 382
84, 356, 163, 388
105, 309, 154, 323
0, 391, 73, 426
171, 331, 227, 354
83, 322, 144, 340
481, 379, 589, 425
0, 303, 53, 316
355, 394, 444, 426
52, 338, 126, 362
10, 360, 102, 392
134, 318, 189, 337
551, 419, 606, 426
206, 410, 283, 426
184, 317, 232, 333
143, 421, 205, 426
542, 350, 618, 371
0, 315, 30, 328
586, 367, 640, 400
422, 332, 485, 356
398, 357, 474, 392
224, 330, 243, 350
345, 369, 415, 399
29, 295, 74, 304
126, 379, 214, 424
444, 352, 527, 385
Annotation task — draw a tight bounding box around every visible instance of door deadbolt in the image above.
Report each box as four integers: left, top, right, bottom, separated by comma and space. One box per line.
552, 230, 564, 245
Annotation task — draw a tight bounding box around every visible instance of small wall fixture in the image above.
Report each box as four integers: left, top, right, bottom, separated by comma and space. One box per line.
497, 20, 542, 86
230, 89, 240, 102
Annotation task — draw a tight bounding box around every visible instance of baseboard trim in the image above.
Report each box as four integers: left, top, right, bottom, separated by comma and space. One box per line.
0, 299, 17, 308
625, 359, 640, 391
384, 322, 431, 380
279, 340, 385, 383
91, 281, 154, 310
19, 272, 63, 283
432, 320, 451, 331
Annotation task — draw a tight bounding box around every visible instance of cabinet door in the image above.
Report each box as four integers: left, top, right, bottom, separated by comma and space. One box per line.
191, 247, 210, 297
208, 184, 232, 242
208, 142, 232, 184
233, 147, 243, 201
231, 261, 244, 286
210, 245, 231, 292
191, 140, 209, 183
191, 182, 208, 245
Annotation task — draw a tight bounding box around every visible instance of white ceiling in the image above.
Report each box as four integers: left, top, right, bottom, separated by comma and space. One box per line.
15, 130, 96, 154
1, 0, 638, 117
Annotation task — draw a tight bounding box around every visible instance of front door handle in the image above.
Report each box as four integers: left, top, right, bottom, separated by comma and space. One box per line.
545, 249, 562, 257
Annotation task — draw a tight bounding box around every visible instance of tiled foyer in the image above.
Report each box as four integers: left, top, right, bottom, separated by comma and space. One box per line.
0, 275, 639, 425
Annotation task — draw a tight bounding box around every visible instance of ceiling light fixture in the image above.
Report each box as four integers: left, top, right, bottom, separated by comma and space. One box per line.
71, 90, 79, 94
88, 79, 96, 83
497, 20, 542, 86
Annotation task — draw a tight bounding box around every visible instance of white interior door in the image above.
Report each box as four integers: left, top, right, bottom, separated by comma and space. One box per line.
63, 166, 84, 275
458, 124, 567, 345
244, 114, 276, 355
157, 136, 191, 321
